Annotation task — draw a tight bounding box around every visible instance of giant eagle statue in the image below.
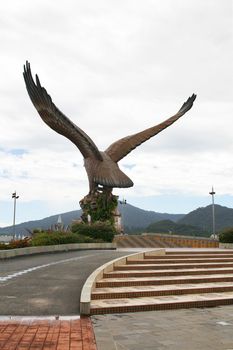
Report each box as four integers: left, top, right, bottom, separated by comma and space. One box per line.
23, 61, 196, 194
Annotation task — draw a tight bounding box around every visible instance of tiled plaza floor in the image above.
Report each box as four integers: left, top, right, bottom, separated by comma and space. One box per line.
92, 305, 233, 350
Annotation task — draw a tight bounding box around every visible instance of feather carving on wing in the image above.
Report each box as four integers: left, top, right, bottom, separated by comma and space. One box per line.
105, 94, 196, 163
23, 61, 103, 161
23, 61, 196, 192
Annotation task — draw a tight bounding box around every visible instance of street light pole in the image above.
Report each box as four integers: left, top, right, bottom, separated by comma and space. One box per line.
209, 186, 216, 239
12, 191, 19, 240
119, 198, 127, 235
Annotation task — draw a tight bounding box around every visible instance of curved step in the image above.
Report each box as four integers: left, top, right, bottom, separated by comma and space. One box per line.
128, 257, 233, 263
92, 282, 233, 299
114, 262, 233, 270
81, 249, 233, 315
104, 267, 233, 278
166, 251, 232, 255
144, 253, 233, 259
96, 274, 233, 288
90, 292, 233, 314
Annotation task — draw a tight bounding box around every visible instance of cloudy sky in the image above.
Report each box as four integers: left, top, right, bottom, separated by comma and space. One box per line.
0, 0, 232, 227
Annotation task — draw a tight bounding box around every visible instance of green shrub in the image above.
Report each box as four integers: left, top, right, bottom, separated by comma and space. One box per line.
32, 229, 41, 234
8, 238, 31, 249
0, 238, 31, 250
31, 231, 94, 246
219, 227, 233, 243
71, 221, 116, 242
0, 243, 10, 250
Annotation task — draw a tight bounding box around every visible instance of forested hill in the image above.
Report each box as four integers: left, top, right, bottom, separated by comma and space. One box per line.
0, 203, 232, 236
0, 203, 184, 236
177, 205, 233, 232
146, 220, 210, 237
119, 203, 184, 230
0, 210, 82, 236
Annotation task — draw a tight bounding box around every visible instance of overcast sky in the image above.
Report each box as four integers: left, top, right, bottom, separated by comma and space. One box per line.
0, 0, 232, 227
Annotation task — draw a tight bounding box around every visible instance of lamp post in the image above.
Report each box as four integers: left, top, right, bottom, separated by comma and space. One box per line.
119, 198, 127, 234
12, 191, 19, 240
209, 186, 216, 239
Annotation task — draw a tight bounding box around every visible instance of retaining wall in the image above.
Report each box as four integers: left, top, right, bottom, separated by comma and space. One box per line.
115, 234, 219, 248
219, 243, 233, 249
0, 243, 117, 259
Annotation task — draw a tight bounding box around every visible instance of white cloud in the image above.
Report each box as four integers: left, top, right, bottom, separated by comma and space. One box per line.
0, 0, 232, 225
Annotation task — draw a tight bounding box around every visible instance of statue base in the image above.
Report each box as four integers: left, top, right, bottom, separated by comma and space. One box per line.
79, 190, 120, 230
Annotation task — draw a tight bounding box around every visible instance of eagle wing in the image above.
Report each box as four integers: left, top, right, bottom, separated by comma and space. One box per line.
23, 61, 103, 161
105, 94, 196, 162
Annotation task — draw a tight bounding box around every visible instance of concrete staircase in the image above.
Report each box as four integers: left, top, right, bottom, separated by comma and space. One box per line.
90, 250, 233, 314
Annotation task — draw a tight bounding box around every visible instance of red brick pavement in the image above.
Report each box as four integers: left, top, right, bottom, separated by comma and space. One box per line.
0, 317, 97, 350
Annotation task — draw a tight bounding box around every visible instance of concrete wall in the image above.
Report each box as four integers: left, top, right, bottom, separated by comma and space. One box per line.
0, 242, 117, 259
219, 243, 233, 249
115, 234, 219, 248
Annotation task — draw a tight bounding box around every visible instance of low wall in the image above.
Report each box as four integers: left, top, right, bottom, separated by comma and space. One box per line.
80, 248, 165, 315
115, 234, 219, 248
0, 242, 117, 259
219, 243, 233, 249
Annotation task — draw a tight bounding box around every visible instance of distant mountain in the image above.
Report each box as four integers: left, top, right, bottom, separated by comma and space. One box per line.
0, 210, 82, 236
118, 203, 184, 232
178, 205, 233, 233
2, 203, 231, 237
146, 220, 210, 237
0, 203, 184, 236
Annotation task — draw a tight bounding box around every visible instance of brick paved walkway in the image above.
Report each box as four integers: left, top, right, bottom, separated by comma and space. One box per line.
0, 317, 97, 350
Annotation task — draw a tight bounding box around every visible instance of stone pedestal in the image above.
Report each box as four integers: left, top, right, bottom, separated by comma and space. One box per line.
79, 191, 119, 226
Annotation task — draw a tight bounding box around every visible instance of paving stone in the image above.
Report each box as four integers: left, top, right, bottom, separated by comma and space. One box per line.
0, 318, 97, 350
92, 305, 233, 350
